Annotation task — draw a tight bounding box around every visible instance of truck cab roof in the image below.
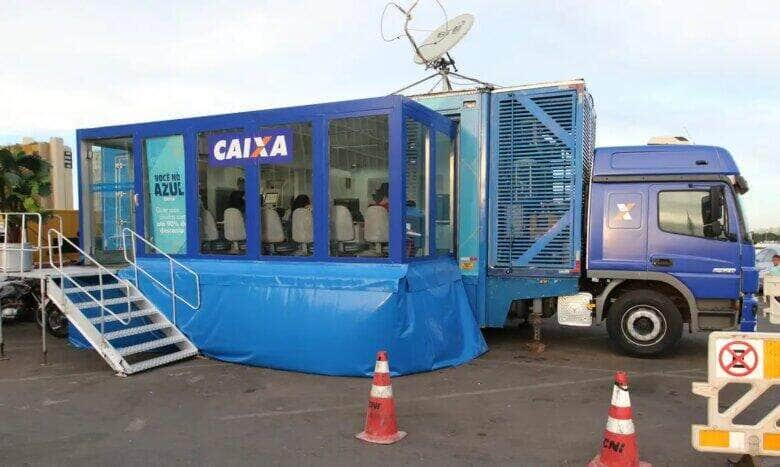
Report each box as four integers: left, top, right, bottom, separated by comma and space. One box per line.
593, 144, 740, 178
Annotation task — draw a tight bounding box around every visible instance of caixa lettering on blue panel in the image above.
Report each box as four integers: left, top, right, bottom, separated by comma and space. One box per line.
207, 128, 293, 166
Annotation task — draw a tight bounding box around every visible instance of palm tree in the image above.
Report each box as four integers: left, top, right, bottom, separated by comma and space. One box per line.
0, 147, 52, 242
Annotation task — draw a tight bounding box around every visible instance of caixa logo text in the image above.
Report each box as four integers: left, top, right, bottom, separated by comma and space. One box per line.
207, 129, 293, 166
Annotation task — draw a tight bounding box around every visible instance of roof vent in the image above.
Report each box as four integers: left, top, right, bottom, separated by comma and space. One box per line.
647, 136, 692, 145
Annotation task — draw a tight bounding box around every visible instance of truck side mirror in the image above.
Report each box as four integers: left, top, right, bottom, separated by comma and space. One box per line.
702, 186, 726, 239
709, 186, 724, 221
702, 186, 724, 224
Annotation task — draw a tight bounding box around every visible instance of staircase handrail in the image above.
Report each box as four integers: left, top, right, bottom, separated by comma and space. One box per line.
21, 213, 63, 266
1, 212, 42, 277
47, 228, 132, 327
121, 228, 200, 325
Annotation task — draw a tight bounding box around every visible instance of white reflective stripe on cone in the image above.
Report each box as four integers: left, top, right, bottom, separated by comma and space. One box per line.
374, 360, 389, 374
606, 416, 635, 435
610, 386, 631, 408
370, 384, 393, 399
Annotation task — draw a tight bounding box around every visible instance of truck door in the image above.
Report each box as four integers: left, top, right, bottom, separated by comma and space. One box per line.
647, 183, 741, 299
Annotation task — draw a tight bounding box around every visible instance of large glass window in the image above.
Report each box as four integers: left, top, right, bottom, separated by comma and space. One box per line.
328, 115, 389, 258
143, 135, 187, 254
435, 131, 455, 255
197, 130, 246, 255
658, 190, 728, 239
259, 123, 313, 256
405, 118, 429, 258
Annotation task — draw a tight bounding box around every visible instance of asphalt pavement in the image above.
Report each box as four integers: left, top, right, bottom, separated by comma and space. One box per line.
1, 315, 778, 466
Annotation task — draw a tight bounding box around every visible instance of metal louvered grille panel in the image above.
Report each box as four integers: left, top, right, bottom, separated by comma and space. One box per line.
493, 91, 576, 269
580, 93, 596, 254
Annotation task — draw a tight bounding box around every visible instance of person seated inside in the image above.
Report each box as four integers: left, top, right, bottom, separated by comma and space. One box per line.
284, 194, 311, 222
228, 177, 246, 214
370, 183, 389, 210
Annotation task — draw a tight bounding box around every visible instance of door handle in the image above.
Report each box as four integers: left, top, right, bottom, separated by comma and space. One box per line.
652, 258, 673, 267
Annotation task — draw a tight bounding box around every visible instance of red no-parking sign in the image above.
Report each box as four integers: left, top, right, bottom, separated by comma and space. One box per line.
718, 340, 759, 377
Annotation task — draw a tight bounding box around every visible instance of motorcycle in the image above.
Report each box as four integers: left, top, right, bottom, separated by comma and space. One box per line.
0, 277, 68, 338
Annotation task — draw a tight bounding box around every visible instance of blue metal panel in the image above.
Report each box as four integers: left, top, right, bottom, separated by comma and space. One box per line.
586, 183, 648, 272
488, 86, 594, 276
413, 91, 490, 326
593, 145, 740, 177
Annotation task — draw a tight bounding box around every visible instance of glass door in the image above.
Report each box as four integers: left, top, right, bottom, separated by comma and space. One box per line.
82, 137, 135, 264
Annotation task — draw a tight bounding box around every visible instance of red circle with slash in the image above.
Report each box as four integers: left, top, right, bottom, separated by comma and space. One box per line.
718, 340, 758, 377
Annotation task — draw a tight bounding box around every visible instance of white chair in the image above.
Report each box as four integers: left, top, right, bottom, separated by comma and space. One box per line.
262, 207, 296, 254
223, 207, 246, 252
201, 208, 219, 242
332, 205, 355, 254
292, 207, 313, 255
362, 205, 389, 256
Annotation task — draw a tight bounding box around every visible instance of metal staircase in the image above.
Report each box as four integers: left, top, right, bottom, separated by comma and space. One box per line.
46, 228, 200, 375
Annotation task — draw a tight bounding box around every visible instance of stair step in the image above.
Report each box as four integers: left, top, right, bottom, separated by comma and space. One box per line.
64, 283, 128, 293
125, 348, 198, 374
118, 335, 187, 356
75, 296, 145, 309
89, 308, 157, 325
103, 322, 170, 340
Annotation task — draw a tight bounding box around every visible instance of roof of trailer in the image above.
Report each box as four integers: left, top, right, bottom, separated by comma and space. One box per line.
76, 95, 447, 137
409, 78, 587, 100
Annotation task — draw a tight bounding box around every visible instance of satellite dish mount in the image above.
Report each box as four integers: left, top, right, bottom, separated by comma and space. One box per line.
384, 1, 495, 94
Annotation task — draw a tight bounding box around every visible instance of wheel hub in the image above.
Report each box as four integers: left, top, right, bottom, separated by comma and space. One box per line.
624, 306, 666, 344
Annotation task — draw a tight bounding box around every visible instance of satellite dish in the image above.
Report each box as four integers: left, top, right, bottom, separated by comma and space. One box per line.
413, 13, 474, 65
381, 1, 496, 94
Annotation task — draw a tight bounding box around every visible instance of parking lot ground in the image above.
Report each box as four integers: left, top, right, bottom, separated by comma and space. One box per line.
1, 317, 778, 466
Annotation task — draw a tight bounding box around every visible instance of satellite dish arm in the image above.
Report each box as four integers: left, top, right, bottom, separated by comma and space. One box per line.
387, 0, 428, 66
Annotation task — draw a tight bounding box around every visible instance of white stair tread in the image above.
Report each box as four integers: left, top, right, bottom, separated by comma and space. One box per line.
89, 308, 156, 325
75, 295, 145, 309
125, 348, 198, 374
103, 322, 170, 340
64, 283, 127, 293
118, 335, 187, 356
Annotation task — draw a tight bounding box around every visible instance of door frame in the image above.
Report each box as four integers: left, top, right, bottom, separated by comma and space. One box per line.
78, 135, 136, 264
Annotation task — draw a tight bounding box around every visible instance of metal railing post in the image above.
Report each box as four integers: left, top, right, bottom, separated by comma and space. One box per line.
41, 276, 47, 365
2, 214, 8, 275
0, 307, 6, 361
98, 272, 105, 336
170, 261, 176, 325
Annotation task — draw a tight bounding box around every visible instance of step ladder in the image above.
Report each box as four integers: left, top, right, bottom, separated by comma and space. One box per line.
46, 228, 200, 375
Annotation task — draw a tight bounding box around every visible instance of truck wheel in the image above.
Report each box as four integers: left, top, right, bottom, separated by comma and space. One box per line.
606, 289, 682, 357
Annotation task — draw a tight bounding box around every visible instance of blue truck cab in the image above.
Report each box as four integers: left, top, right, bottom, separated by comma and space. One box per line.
415, 79, 757, 356
586, 144, 758, 355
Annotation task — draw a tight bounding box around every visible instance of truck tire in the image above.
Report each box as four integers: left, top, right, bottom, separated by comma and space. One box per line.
606, 289, 683, 357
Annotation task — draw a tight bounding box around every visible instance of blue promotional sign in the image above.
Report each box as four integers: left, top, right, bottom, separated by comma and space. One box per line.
144, 135, 188, 254
207, 129, 293, 166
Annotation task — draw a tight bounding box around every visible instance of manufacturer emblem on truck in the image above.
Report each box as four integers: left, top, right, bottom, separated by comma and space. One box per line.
615, 203, 636, 221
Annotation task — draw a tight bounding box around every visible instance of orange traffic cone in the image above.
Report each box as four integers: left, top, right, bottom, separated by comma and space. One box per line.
356, 351, 407, 444
588, 371, 651, 467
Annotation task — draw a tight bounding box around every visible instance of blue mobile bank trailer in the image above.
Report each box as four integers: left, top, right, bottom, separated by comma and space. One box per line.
75, 95, 487, 376
74, 80, 757, 375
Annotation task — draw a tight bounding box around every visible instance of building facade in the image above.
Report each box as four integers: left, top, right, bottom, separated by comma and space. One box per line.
16, 137, 75, 210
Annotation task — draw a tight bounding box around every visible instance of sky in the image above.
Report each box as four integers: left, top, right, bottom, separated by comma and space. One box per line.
1, 0, 778, 229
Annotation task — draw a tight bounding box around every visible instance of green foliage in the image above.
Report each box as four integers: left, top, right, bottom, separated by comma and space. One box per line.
0, 147, 52, 239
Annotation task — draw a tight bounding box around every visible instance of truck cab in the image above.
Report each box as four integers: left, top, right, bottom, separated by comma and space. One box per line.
586, 143, 758, 355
